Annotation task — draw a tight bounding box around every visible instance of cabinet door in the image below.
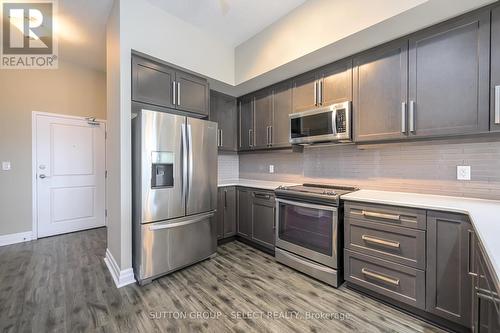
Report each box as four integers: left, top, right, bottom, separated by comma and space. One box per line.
320, 59, 353, 106
216, 188, 224, 240
292, 71, 318, 112
210, 91, 238, 152
426, 211, 472, 327
223, 187, 237, 238
239, 96, 254, 150
272, 81, 293, 147
353, 40, 408, 142
251, 191, 275, 250
176, 71, 209, 116
237, 188, 252, 239
491, 6, 500, 132
408, 11, 490, 137
253, 89, 273, 149
132, 57, 176, 109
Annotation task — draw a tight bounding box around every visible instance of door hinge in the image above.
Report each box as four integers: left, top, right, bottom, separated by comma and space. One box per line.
105, 170, 108, 178
105, 131, 107, 139
105, 209, 108, 217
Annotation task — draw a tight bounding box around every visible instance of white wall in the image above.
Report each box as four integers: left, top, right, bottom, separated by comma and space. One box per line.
234, 0, 495, 92
0, 63, 106, 237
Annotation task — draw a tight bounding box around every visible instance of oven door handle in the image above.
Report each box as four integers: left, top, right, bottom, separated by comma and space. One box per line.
275, 198, 338, 212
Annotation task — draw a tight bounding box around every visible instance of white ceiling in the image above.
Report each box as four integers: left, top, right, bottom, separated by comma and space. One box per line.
146, 0, 308, 47
56, 0, 113, 71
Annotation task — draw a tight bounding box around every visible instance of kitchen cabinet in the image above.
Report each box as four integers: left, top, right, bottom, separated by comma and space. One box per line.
253, 89, 273, 149
237, 188, 252, 239
472, 236, 500, 333
271, 81, 293, 147
132, 56, 176, 110
176, 71, 209, 116
132, 55, 209, 116
319, 59, 353, 106
491, 6, 500, 132
216, 187, 237, 240
251, 191, 276, 250
426, 211, 473, 327
292, 71, 318, 113
210, 91, 238, 152
238, 96, 254, 151
353, 40, 409, 142
408, 11, 490, 138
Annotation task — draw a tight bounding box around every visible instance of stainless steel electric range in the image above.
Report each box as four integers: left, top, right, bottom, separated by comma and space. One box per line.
274, 184, 358, 287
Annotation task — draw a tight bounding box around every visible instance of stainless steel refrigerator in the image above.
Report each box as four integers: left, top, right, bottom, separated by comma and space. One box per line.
132, 109, 218, 285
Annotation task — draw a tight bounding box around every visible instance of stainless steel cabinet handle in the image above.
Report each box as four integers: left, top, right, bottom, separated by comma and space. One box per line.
362, 235, 400, 248
401, 102, 407, 133
39, 174, 47, 179
177, 82, 181, 106
254, 192, 272, 200
269, 126, 273, 145
468, 229, 478, 277
220, 129, 223, 147
172, 81, 176, 105
224, 190, 227, 208
362, 210, 401, 221
248, 129, 253, 147
362, 268, 400, 286
409, 100, 415, 133
318, 79, 323, 106
314, 80, 318, 106
495, 85, 500, 125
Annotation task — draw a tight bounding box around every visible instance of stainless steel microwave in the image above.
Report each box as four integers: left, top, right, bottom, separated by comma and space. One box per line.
289, 101, 352, 145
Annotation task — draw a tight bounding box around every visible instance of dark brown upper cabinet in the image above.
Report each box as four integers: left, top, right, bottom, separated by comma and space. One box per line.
271, 81, 293, 148
132, 56, 176, 110
239, 95, 254, 151
292, 60, 353, 113
132, 55, 209, 116
491, 6, 500, 132
353, 40, 409, 142
319, 59, 353, 106
210, 90, 238, 152
253, 88, 273, 149
292, 71, 318, 113
408, 10, 490, 138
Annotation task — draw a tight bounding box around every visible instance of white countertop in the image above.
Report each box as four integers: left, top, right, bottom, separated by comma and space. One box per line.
218, 179, 299, 191
342, 189, 500, 292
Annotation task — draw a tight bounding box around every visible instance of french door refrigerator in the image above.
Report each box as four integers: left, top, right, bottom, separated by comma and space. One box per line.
132, 109, 218, 285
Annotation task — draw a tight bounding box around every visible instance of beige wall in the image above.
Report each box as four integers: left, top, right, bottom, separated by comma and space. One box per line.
0, 61, 106, 236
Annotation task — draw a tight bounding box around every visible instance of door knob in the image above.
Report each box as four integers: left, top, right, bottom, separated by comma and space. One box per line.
39, 174, 47, 179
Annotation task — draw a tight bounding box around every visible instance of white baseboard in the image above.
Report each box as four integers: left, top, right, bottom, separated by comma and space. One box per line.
0, 231, 33, 247
104, 248, 136, 288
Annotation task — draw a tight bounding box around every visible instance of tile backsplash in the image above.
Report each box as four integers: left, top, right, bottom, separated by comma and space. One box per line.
239, 136, 500, 200
218, 153, 239, 181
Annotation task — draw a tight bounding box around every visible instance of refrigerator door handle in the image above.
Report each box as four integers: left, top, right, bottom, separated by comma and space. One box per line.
187, 123, 193, 204
181, 123, 188, 202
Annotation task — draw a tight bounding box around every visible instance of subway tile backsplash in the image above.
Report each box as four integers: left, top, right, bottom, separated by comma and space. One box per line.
238, 136, 500, 200
218, 152, 239, 182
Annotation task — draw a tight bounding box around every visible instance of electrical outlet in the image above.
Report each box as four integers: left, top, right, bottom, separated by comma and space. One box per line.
457, 165, 471, 181
2, 161, 11, 171
269, 165, 275, 174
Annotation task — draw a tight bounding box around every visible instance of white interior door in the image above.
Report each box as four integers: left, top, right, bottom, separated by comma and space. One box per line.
35, 114, 106, 238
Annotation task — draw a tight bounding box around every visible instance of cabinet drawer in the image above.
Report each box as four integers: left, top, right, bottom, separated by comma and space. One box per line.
346, 219, 426, 269
345, 202, 426, 230
345, 249, 426, 309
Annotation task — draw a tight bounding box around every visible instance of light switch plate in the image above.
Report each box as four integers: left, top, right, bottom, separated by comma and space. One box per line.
269, 165, 275, 174
457, 165, 471, 180
2, 161, 11, 171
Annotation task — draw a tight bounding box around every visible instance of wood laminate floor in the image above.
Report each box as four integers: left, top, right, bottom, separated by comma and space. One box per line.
0, 228, 444, 333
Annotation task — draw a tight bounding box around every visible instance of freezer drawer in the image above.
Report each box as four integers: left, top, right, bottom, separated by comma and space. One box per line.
137, 212, 216, 283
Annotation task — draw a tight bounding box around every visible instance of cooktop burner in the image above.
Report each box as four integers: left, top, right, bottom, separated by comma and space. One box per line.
275, 183, 358, 206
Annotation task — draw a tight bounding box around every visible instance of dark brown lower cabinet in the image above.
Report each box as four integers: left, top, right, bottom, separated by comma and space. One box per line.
236, 187, 276, 250
472, 234, 500, 332
426, 211, 473, 327
216, 187, 236, 240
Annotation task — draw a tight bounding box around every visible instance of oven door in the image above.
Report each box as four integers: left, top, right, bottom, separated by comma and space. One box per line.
275, 198, 338, 268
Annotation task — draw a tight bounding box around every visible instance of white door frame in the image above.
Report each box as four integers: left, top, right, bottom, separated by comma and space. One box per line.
31, 111, 107, 240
